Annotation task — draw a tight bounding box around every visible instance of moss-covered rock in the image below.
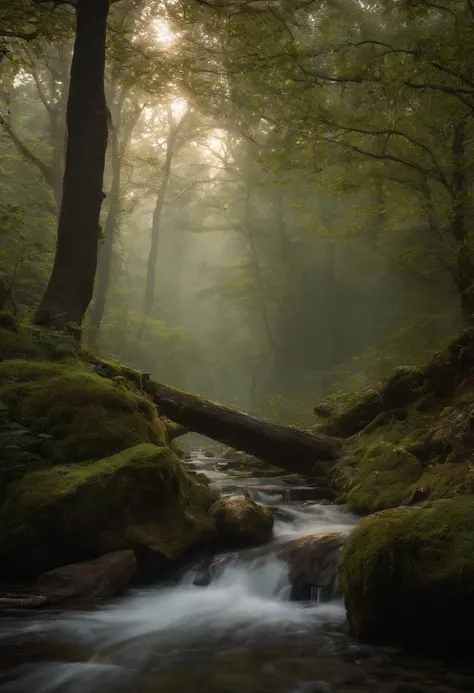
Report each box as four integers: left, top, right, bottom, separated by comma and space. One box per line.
222, 449, 288, 477
0, 359, 167, 464
0, 322, 79, 362
0, 444, 218, 579
209, 495, 274, 546
339, 497, 474, 650
332, 393, 474, 513
344, 443, 422, 514
322, 329, 474, 440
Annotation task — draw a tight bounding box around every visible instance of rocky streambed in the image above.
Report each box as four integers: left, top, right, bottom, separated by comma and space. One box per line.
0, 450, 473, 693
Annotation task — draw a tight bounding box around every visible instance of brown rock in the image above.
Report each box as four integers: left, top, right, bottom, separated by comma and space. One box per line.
287, 486, 337, 502
276, 532, 346, 600
209, 495, 274, 546
249, 484, 285, 494
37, 550, 137, 600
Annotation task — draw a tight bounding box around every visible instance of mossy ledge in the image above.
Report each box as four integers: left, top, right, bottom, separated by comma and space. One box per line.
0, 443, 217, 579
0, 320, 218, 580
0, 358, 167, 465
324, 329, 474, 514
339, 497, 474, 651
322, 328, 474, 439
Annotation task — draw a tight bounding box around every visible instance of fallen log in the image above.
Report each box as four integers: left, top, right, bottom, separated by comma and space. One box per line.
143, 379, 341, 474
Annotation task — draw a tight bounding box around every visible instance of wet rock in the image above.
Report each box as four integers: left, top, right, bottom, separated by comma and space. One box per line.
268, 506, 295, 522
204, 450, 215, 458
275, 532, 346, 601
249, 484, 285, 495
0, 593, 49, 609
287, 487, 337, 503
37, 550, 137, 600
300, 682, 332, 693
340, 498, 474, 651
381, 685, 434, 693
209, 495, 274, 546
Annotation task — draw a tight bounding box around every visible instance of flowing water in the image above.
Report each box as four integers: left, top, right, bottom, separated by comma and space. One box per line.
0, 451, 473, 693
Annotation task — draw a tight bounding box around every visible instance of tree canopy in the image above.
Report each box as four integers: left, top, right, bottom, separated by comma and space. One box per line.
0, 0, 472, 415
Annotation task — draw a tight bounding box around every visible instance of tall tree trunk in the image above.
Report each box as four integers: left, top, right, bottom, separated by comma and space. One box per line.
143, 111, 185, 317
142, 147, 173, 317
244, 184, 275, 351
88, 91, 142, 347
450, 120, 474, 325
33, 0, 110, 334
88, 92, 124, 348
49, 74, 69, 210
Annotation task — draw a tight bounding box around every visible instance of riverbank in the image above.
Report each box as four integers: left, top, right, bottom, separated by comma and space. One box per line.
1, 451, 473, 693
2, 317, 474, 660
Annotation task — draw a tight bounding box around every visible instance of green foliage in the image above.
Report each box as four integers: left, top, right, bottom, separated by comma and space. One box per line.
89, 309, 203, 389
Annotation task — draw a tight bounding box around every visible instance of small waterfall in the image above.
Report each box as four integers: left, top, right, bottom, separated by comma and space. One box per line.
181, 553, 292, 600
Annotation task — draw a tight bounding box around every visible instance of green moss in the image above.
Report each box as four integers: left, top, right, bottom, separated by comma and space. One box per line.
339, 496, 474, 648
0, 323, 78, 362
0, 444, 217, 578
0, 312, 17, 331
0, 359, 166, 464
416, 463, 474, 500
223, 450, 287, 477
332, 386, 474, 513
344, 443, 422, 513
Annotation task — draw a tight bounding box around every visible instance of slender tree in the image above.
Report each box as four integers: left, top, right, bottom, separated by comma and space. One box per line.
143, 107, 190, 317
89, 87, 143, 346
34, 0, 111, 333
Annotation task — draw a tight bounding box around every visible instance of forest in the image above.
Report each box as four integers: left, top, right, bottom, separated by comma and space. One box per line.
2, 0, 471, 417
1, 1, 474, 692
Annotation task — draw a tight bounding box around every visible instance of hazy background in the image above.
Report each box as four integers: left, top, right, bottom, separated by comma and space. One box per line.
0, 2, 463, 424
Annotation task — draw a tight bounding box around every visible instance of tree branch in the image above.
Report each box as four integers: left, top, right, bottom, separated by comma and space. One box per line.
339, 40, 474, 89
323, 136, 432, 177
417, 0, 458, 21
467, 0, 474, 20
0, 30, 38, 41
319, 118, 451, 191
0, 116, 55, 189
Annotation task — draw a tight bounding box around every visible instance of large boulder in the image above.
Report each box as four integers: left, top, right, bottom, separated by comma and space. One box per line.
0, 444, 218, 579
339, 496, 474, 650
209, 495, 274, 546
277, 533, 346, 600
0, 359, 167, 465
0, 550, 137, 609
37, 550, 137, 600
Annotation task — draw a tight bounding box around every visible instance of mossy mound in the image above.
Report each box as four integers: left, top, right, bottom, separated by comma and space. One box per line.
0, 319, 78, 362
339, 497, 474, 650
332, 396, 474, 513
0, 444, 217, 579
322, 329, 474, 439
0, 359, 167, 465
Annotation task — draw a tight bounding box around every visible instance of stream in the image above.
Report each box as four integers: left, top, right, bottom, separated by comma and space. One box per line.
0, 450, 473, 693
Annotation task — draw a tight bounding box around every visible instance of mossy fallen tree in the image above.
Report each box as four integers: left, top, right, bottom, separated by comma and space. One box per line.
142, 379, 342, 475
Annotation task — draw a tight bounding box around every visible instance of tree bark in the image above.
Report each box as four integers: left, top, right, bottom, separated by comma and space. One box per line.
143, 379, 341, 473
143, 123, 176, 317
89, 91, 142, 347
33, 0, 110, 333
449, 120, 474, 325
